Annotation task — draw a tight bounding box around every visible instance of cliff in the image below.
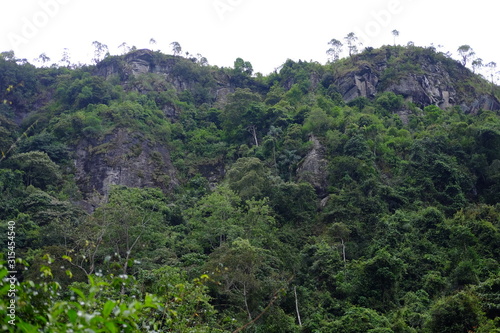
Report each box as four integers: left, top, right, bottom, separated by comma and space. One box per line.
332, 46, 500, 113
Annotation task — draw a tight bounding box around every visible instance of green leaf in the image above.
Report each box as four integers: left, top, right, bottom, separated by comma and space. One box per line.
70, 286, 86, 302
105, 321, 118, 333
67, 309, 77, 324
103, 300, 116, 318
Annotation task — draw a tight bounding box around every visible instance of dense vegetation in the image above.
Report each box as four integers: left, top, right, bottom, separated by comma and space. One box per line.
1, 44, 500, 332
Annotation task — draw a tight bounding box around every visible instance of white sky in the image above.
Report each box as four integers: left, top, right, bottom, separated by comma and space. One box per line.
1, 0, 499, 75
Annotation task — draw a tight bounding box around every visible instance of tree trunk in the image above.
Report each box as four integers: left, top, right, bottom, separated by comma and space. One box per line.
294, 286, 302, 327
243, 283, 252, 321
341, 238, 346, 263
248, 125, 259, 147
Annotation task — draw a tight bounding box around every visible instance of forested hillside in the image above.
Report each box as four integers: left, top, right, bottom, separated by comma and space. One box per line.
1, 44, 500, 332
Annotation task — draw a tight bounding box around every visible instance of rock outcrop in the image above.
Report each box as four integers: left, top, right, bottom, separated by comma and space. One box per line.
74, 129, 178, 210
336, 65, 379, 102
95, 49, 232, 107
297, 135, 329, 197
334, 49, 500, 113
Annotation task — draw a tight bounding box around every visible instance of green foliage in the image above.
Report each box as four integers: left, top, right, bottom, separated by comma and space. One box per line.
426, 291, 483, 333
7, 151, 61, 189
226, 157, 270, 200
331, 306, 392, 332
187, 185, 243, 249
1, 45, 500, 332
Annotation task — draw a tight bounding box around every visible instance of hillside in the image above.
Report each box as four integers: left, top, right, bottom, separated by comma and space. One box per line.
1, 45, 500, 332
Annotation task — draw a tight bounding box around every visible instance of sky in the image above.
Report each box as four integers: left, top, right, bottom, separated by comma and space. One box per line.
1, 0, 499, 75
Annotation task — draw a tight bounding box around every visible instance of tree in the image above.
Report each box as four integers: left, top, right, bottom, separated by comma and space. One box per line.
226, 157, 269, 200
196, 53, 209, 66
70, 187, 171, 277
486, 61, 497, 84
0, 50, 16, 61
220, 88, 266, 145
60, 48, 71, 67
326, 38, 343, 62
331, 306, 392, 332
329, 222, 351, 263
426, 291, 482, 333
472, 57, 483, 74
205, 238, 283, 323
187, 185, 243, 249
8, 151, 61, 189
234, 57, 253, 76
170, 41, 182, 56
92, 41, 109, 64
457, 45, 475, 66
392, 29, 400, 46
118, 42, 130, 54
344, 32, 361, 57
36, 53, 50, 67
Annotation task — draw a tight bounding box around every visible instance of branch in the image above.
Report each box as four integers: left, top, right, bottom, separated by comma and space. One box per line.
232, 275, 294, 333
0, 120, 38, 163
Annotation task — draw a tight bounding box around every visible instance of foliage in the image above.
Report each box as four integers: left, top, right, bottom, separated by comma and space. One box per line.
1, 44, 500, 332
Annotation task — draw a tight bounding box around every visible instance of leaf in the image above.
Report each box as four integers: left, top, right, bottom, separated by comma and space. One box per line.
103, 300, 115, 318
70, 286, 86, 302
67, 309, 77, 324
105, 321, 118, 333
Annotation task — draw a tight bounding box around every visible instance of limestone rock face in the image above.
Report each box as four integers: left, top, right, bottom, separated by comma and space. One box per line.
74, 129, 178, 210
95, 49, 232, 107
385, 73, 456, 109
297, 135, 329, 197
337, 65, 379, 102
334, 51, 500, 113
465, 95, 500, 114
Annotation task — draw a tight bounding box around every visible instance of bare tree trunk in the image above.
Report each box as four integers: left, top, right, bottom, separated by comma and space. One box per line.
247, 125, 259, 147
294, 286, 302, 327
341, 238, 346, 263
243, 283, 252, 321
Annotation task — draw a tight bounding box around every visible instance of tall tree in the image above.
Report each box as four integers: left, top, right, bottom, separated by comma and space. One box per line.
487, 61, 497, 84
221, 88, 267, 146
60, 48, 71, 67
234, 57, 253, 76
118, 42, 129, 54
170, 41, 182, 56
472, 57, 483, 74
392, 29, 400, 45
92, 41, 109, 64
344, 32, 360, 57
36, 53, 50, 67
326, 38, 343, 62
457, 45, 475, 66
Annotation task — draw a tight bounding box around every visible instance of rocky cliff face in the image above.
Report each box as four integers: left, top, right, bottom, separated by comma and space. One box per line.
95, 49, 233, 107
337, 65, 379, 102
297, 135, 329, 197
74, 129, 178, 210
334, 48, 500, 113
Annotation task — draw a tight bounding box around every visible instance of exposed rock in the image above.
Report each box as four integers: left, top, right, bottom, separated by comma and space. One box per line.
74, 129, 178, 210
333, 50, 500, 113
385, 73, 456, 109
297, 135, 329, 196
95, 49, 231, 107
465, 95, 500, 114
336, 65, 379, 102
215, 87, 235, 107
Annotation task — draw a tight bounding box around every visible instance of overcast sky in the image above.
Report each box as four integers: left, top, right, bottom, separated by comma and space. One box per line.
1, 0, 498, 75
